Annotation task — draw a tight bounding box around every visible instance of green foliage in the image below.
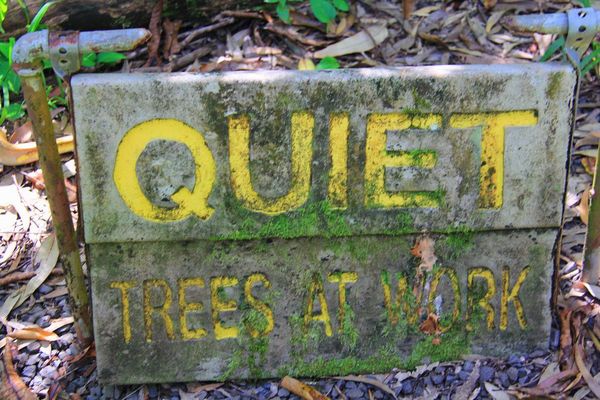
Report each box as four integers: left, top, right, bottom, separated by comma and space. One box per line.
265, 0, 348, 25
0, 0, 7, 33
339, 304, 359, 352
0, 2, 127, 125
316, 56, 340, 70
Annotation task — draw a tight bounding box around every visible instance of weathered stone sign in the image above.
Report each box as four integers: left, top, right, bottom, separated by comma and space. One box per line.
72, 64, 575, 384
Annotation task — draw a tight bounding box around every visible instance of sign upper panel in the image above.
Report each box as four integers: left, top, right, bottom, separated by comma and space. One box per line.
72, 65, 575, 244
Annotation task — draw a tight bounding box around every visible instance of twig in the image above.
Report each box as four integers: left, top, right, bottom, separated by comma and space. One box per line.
220, 10, 269, 20
181, 18, 235, 48
166, 47, 212, 71
264, 23, 329, 47
0, 272, 35, 286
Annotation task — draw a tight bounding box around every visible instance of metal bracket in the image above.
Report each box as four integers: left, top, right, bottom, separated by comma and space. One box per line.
505, 7, 600, 57
566, 8, 598, 61
49, 31, 81, 79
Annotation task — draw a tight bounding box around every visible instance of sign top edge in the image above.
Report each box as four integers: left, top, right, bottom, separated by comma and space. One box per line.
71, 63, 575, 86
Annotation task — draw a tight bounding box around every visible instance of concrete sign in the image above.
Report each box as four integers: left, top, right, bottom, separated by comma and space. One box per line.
72, 64, 575, 384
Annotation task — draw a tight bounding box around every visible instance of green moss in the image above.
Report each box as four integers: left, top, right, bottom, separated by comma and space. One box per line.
279, 352, 403, 377
339, 304, 359, 352
443, 226, 475, 260
403, 329, 469, 370
216, 200, 351, 240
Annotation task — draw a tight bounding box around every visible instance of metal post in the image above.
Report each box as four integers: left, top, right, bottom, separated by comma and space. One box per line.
507, 8, 600, 284
12, 29, 150, 345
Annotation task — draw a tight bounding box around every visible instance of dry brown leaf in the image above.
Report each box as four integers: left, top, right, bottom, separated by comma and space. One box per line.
8, 121, 33, 144
0, 271, 35, 286
483, 382, 510, 400
482, 0, 497, 9
0, 233, 59, 321
8, 326, 59, 341
582, 156, 596, 175
576, 187, 591, 225
0, 132, 73, 166
574, 334, 600, 398
280, 376, 330, 400
314, 25, 388, 58
0, 339, 37, 400
419, 313, 440, 335
403, 0, 415, 19
298, 58, 316, 70
411, 236, 437, 272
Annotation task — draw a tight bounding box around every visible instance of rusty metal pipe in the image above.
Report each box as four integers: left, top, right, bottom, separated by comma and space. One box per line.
13, 28, 151, 67
20, 67, 93, 344
504, 8, 600, 34
12, 28, 151, 345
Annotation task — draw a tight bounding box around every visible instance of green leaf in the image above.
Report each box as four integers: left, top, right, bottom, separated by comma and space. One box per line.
97, 52, 126, 64
264, 0, 279, 3
582, 48, 600, 74
5, 70, 20, 93
4, 103, 25, 120
539, 36, 565, 62
81, 53, 97, 67
27, 1, 56, 33
310, 0, 336, 23
0, 0, 7, 33
276, 1, 291, 23
580, 0, 591, 6
316, 56, 340, 70
332, 0, 349, 12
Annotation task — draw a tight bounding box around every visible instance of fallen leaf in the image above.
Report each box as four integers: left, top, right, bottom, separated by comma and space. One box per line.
0, 339, 37, 400
482, 0, 497, 9
454, 362, 480, 399
576, 187, 590, 225
0, 271, 36, 286
0, 132, 74, 166
483, 382, 510, 400
419, 313, 440, 335
314, 25, 388, 58
298, 58, 316, 70
574, 335, 600, 398
8, 121, 33, 144
582, 156, 596, 175
411, 236, 437, 272
403, 0, 415, 19
280, 376, 330, 400
8, 326, 59, 341
0, 233, 59, 321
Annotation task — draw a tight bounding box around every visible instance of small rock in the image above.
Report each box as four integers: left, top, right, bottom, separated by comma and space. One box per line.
148, 385, 158, 398
35, 315, 51, 328
197, 391, 208, 400
530, 349, 546, 358
346, 388, 363, 399
373, 390, 384, 399
424, 375, 433, 386
507, 367, 519, 382
431, 373, 444, 385
30, 375, 43, 386
401, 379, 414, 395
517, 368, 528, 378
463, 361, 474, 372
498, 372, 510, 388
26, 355, 39, 366
39, 365, 57, 379
479, 366, 495, 382
458, 370, 470, 381
67, 343, 79, 356
21, 365, 36, 377
278, 388, 290, 397
26, 342, 41, 352
58, 333, 74, 346
445, 374, 456, 385
507, 355, 521, 365
345, 381, 356, 390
